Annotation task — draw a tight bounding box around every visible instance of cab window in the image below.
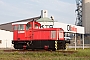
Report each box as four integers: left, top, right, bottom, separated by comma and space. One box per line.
35, 24, 38, 28
18, 25, 24, 30
13, 25, 17, 30
26, 23, 32, 30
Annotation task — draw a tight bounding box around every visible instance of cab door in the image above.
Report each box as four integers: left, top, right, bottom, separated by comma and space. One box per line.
25, 23, 33, 40
13, 25, 18, 40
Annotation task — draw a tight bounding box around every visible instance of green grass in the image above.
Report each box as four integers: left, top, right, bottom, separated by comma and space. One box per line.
0, 49, 90, 60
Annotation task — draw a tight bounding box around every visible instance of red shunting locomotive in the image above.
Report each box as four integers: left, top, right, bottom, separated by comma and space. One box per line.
12, 20, 70, 50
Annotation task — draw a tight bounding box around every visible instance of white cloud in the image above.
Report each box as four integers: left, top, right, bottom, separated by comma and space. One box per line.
26, 0, 76, 24
0, 0, 4, 4
0, 0, 76, 24
0, 1, 38, 20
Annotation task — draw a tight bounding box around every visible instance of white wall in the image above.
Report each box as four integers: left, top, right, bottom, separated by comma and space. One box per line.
54, 22, 84, 34
0, 30, 13, 48
39, 22, 84, 34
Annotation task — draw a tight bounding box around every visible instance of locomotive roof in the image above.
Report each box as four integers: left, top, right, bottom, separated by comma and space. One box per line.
12, 22, 29, 25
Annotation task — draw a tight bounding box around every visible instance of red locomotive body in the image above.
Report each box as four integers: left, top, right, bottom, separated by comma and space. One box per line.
12, 21, 69, 50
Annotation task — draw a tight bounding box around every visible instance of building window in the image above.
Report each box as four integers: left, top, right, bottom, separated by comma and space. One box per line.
0, 40, 2, 44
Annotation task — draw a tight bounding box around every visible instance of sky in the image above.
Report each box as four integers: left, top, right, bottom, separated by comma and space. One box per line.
0, 0, 76, 24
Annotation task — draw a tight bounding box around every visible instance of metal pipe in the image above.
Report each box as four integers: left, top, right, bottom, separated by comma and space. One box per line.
75, 33, 77, 50
83, 34, 84, 49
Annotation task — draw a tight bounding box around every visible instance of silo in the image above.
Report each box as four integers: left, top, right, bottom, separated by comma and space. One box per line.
82, 0, 90, 34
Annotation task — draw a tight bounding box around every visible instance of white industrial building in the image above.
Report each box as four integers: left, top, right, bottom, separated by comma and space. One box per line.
0, 10, 85, 49
0, 30, 13, 48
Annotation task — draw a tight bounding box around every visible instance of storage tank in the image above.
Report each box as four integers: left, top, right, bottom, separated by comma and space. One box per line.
82, 0, 90, 34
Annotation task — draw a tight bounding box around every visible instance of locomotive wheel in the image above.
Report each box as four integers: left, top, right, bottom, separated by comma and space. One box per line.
14, 44, 23, 49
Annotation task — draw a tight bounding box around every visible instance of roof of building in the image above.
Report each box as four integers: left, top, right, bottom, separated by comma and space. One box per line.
36, 17, 55, 22
0, 16, 40, 32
